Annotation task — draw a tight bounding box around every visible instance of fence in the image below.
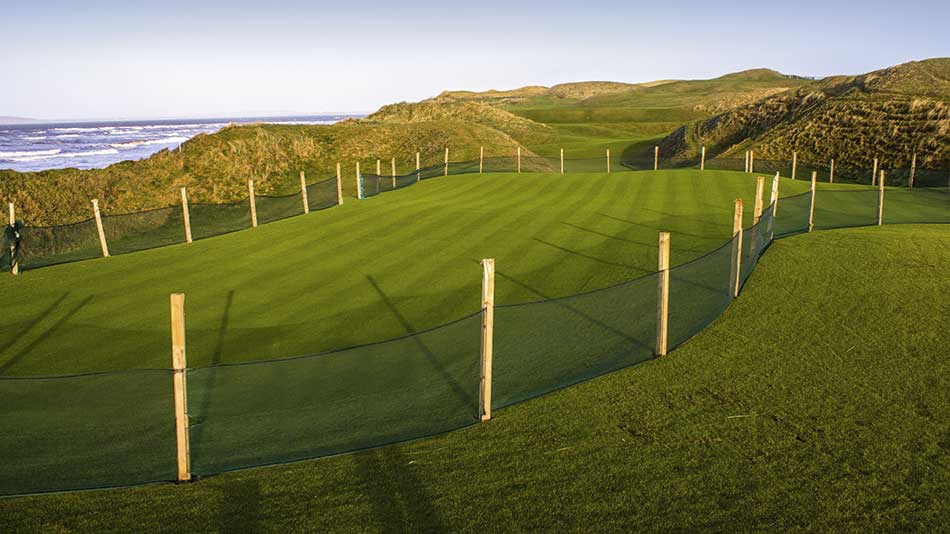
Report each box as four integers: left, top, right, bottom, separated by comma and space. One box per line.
1, 172, 947, 496
3, 148, 948, 274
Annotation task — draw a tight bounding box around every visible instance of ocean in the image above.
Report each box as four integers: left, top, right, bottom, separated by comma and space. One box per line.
0, 114, 360, 173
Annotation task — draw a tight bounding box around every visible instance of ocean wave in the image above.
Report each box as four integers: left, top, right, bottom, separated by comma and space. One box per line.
111, 136, 188, 149
51, 126, 111, 132
0, 148, 62, 158
23, 135, 47, 140
8, 148, 118, 162
54, 134, 81, 138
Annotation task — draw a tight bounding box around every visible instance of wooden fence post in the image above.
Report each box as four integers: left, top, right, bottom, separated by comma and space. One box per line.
750, 150, 755, 174
247, 180, 257, 227
872, 157, 878, 185
744, 151, 749, 173
791, 151, 797, 180
768, 173, 780, 240
479, 258, 495, 422
91, 199, 109, 257
391, 158, 396, 189
878, 170, 885, 225
444, 147, 449, 176
180, 188, 192, 243
910, 153, 917, 188
336, 162, 343, 205
479, 146, 484, 174
654, 146, 659, 171
809, 171, 817, 232
753, 176, 765, 224
376, 159, 381, 176
729, 199, 744, 298
416, 152, 421, 182
560, 148, 564, 174
517, 147, 522, 173
606, 148, 611, 173
829, 159, 835, 184
701, 146, 706, 171
170, 293, 191, 482
7, 202, 17, 275
655, 232, 670, 356
300, 171, 309, 214
356, 162, 363, 199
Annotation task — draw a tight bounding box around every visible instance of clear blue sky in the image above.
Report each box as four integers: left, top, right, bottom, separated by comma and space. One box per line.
2, 0, 947, 121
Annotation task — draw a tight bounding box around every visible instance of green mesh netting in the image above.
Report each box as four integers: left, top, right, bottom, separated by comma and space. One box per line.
102, 206, 186, 256
667, 238, 735, 349
255, 192, 304, 225
0, 370, 176, 496
16, 218, 103, 270
883, 189, 950, 225
491, 272, 658, 410
188, 199, 253, 240
813, 189, 881, 230
773, 191, 813, 238
187, 313, 481, 476
306, 177, 340, 212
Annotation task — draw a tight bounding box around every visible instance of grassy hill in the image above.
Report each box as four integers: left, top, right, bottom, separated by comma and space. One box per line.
659, 58, 950, 169
1, 178, 946, 530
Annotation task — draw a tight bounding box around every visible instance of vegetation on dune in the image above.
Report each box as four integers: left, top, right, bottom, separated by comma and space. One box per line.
660, 58, 950, 169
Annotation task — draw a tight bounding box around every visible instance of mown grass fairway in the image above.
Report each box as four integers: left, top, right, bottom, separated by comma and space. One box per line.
2, 223, 947, 532
0, 169, 825, 375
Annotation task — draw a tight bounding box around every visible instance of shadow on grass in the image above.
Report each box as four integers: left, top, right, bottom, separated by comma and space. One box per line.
366, 275, 473, 409
354, 447, 445, 533
0, 294, 91, 375
215, 477, 262, 533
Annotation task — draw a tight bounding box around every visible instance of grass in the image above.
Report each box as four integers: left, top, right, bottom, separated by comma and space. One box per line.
2, 222, 947, 532
1, 169, 824, 376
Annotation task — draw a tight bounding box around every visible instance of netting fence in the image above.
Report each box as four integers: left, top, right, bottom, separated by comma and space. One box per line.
2, 174, 946, 496
4, 151, 948, 274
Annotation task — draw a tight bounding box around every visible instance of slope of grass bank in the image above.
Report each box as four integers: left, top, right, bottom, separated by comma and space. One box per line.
3, 223, 947, 532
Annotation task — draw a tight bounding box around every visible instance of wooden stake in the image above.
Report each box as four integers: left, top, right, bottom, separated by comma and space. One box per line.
91, 199, 109, 257
391, 158, 396, 189
376, 159, 381, 176
336, 162, 343, 205
479, 258, 495, 422
170, 293, 191, 482
444, 147, 449, 176
808, 171, 817, 232
606, 148, 611, 173
655, 232, 670, 356
750, 150, 754, 174
356, 162, 363, 199
753, 176, 765, 224
878, 170, 885, 225
791, 151, 797, 180
479, 146, 484, 174
768, 173, 780, 240
910, 153, 917, 188
701, 146, 706, 171
7, 202, 17, 275
517, 147, 522, 173
829, 159, 835, 184
654, 146, 659, 171
730, 199, 744, 298
872, 157, 878, 185
744, 151, 749, 173
247, 180, 257, 227
300, 171, 309, 214
560, 148, 564, 174
180, 188, 192, 243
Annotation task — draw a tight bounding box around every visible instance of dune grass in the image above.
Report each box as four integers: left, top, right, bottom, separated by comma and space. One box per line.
1, 222, 947, 532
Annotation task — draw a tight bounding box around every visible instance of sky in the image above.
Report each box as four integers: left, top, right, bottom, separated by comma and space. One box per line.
1, 0, 947, 121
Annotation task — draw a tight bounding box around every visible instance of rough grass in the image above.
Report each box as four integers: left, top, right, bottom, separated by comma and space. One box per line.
1, 223, 947, 532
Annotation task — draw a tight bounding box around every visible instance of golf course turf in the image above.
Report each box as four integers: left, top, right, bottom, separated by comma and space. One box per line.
1, 169, 948, 531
